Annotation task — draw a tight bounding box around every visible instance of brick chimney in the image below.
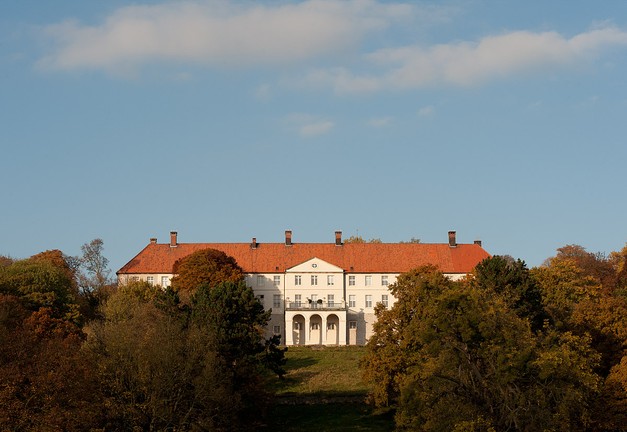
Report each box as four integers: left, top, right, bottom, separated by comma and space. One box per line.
251, 237, 258, 249
170, 231, 178, 248
285, 230, 292, 246
448, 231, 457, 247
150, 238, 157, 244
335, 230, 342, 246
474, 240, 482, 247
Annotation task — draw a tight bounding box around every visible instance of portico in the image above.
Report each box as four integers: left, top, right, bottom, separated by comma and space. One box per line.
285, 306, 347, 345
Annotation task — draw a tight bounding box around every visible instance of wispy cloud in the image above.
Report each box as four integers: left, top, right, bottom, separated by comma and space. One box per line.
37, 1, 627, 92
38, 0, 413, 74
301, 26, 627, 93
417, 106, 434, 117
284, 113, 334, 137
368, 116, 393, 127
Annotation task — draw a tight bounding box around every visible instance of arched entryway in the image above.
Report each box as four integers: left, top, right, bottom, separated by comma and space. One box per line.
325, 314, 339, 345
309, 314, 322, 345
292, 314, 305, 345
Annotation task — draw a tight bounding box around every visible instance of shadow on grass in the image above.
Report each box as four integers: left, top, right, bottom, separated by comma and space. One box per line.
285, 355, 318, 370
263, 402, 395, 432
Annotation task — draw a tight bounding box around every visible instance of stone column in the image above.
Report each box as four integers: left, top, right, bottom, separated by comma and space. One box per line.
285, 313, 293, 346
304, 315, 310, 346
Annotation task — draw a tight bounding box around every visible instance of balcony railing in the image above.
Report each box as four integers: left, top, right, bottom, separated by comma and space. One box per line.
286, 300, 346, 311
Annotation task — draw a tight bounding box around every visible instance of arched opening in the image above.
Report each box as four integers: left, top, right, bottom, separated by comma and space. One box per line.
309, 314, 322, 345
326, 314, 339, 345
292, 314, 305, 345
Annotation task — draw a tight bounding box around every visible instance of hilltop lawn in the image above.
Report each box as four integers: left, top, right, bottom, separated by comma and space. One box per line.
264, 346, 394, 431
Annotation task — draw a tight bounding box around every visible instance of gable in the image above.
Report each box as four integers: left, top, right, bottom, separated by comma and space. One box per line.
286, 257, 344, 273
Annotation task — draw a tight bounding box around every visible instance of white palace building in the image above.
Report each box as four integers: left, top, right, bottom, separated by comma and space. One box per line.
117, 230, 489, 346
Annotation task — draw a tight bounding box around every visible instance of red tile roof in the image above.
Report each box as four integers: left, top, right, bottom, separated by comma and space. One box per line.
117, 241, 489, 275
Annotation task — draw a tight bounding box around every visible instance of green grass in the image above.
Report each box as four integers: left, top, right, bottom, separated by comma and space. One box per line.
272, 345, 370, 396
264, 346, 394, 431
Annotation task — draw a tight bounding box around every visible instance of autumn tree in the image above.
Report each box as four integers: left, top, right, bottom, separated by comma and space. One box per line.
0, 256, 79, 321
472, 256, 548, 332
363, 266, 452, 407
550, 244, 615, 289
87, 278, 284, 430
0, 253, 103, 430
171, 248, 244, 293
364, 263, 602, 431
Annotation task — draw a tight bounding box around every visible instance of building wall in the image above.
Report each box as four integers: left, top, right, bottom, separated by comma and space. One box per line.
117, 269, 461, 346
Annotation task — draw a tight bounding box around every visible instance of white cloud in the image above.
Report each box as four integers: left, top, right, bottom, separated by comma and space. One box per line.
417, 106, 434, 117
300, 120, 334, 137
284, 113, 334, 137
301, 26, 627, 93
255, 83, 272, 101
38, 0, 413, 73
368, 116, 393, 127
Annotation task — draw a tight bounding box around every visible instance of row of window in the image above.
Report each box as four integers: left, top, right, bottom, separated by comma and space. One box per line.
261, 293, 388, 309
257, 274, 390, 286
131, 276, 170, 287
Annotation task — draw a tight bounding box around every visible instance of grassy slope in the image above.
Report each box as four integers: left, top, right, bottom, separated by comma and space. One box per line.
264, 346, 394, 431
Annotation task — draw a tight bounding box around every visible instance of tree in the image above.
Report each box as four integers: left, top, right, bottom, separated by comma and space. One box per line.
363, 266, 452, 408
531, 258, 600, 328
365, 264, 602, 431
548, 244, 615, 290
399, 237, 421, 244
78, 238, 112, 293
344, 235, 383, 244
87, 278, 284, 430
170, 248, 244, 293
472, 256, 547, 332
0, 256, 79, 321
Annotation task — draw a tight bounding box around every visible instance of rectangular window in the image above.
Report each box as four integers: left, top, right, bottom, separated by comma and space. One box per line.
273, 294, 281, 308
147, 276, 154, 285
161, 276, 169, 287
327, 323, 336, 330
327, 294, 334, 307
311, 294, 318, 304
349, 295, 356, 308
273, 325, 281, 335
311, 323, 320, 330
349, 321, 357, 329
365, 295, 372, 308
295, 275, 301, 285
327, 275, 334, 285
311, 275, 318, 285
131, 276, 139, 282
365, 275, 372, 286
348, 275, 355, 286
295, 294, 302, 307
273, 275, 281, 286
382, 294, 389, 307
381, 275, 389, 286
257, 275, 265, 286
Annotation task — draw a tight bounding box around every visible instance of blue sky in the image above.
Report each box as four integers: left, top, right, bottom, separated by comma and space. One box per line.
2, 0, 627, 273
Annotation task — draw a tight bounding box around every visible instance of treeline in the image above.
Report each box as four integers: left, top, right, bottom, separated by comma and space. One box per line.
363, 245, 627, 431
0, 246, 285, 431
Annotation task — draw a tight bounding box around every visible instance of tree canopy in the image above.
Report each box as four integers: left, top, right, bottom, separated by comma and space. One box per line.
170, 248, 244, 292
363, 257, 612, 431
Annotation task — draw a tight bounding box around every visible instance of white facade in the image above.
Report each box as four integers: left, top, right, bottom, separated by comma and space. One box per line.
120, 260, 469, 346
117, 230, 489, 346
